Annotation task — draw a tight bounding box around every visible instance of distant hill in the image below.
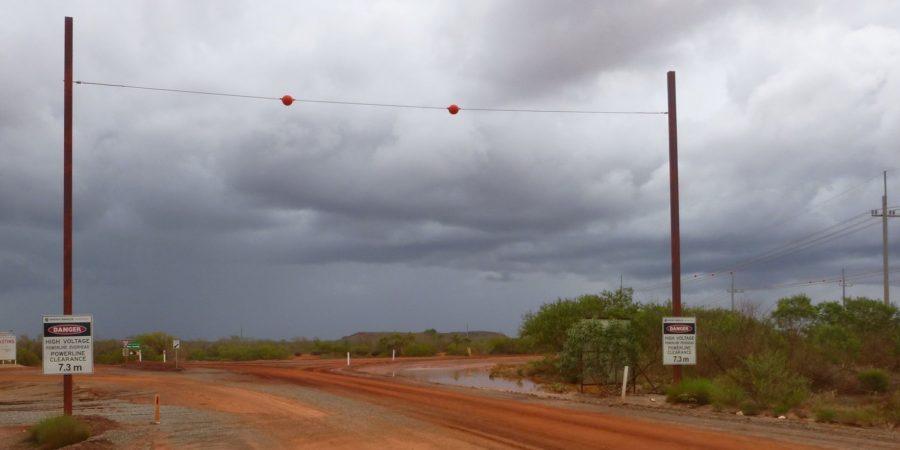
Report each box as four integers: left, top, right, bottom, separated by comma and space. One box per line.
341, 330, 507, 343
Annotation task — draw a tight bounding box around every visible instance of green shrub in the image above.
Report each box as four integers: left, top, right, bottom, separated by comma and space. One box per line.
728, 352, 809, 409
857, 368, 890, 393
309, 340, 350, 357
740, 400, 761, 416
815, 408, 837, 423
666, 378, 721, 405
28, 415, 90, 449
403, 342, 436, 357
445, 343, 470, 356
559, 319, 637, 384
772, 404, 790, 415
16, 347, 41, 367
544, 382, 569, 393
710, 377, 746, 407
525, 355, 558, 377
835, 407, 879, 427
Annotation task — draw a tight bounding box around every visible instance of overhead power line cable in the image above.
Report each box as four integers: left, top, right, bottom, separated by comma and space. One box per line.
74, 80, 668, 115
745, 267, 900, 291
687, 212, 876, 282
634, 209, 881, 293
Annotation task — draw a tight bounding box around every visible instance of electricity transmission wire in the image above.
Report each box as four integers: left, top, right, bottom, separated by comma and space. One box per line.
744, 267, 900, 291
634, 209, 882, 293
74, 80, 667, 115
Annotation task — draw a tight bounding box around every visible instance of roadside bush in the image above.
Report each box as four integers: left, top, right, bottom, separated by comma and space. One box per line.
403, 342, 436, 357
16, 335, 42, 367
739, 400, 761, 416
28, 415, 90, 449
814, 405, 881, 426
666, 378, 721, 405
544, 382, 569, 393
559, 319, 637, 385
350, 344, 372, 357
520, 289, 637, 352
445, 343, 470, 356
218, 341, 291, 360
525, 355, 559, 378
94, 339, 125, 364
814, 408, 837, 423
813, 391, 900, 426
376, 333, 415, 356
857, 369, 890, 393
310, 339, 350, 357
17, 347, 41, 367
728, 352, 808, 410
710, 376, 746, 408
487, 336, 533, 354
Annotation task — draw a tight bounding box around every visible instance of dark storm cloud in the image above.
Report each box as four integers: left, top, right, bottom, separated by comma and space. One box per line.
1, 1, 898, 339
443, 0, 736, 103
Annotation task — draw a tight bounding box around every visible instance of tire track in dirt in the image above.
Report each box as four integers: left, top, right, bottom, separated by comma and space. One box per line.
210, 361, 822, 450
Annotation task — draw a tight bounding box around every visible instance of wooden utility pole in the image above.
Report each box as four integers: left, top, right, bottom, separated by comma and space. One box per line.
872, 171, 897, 305
667, 71, 682, 384
883, 171, 889, 306
63, 16, 74, 416
839, 268, 852, 304
727, 272, 744, 312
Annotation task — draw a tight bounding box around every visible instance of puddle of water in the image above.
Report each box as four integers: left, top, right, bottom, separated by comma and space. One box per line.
396, 367, 539, 393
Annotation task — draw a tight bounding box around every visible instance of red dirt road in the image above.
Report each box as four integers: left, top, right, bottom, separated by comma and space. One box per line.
205, 358, 817, 450
3, 357, 873, 449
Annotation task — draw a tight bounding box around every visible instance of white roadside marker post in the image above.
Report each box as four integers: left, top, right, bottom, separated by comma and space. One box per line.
621, 366, 630, 400
347, 352, 350, 366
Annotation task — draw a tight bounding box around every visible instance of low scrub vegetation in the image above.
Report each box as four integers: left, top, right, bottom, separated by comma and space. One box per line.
515, 289, 900, 424
27, 415, 90, 449
666, 378, 721, 405
20, 326, 519, 366
857, 368, 890, 393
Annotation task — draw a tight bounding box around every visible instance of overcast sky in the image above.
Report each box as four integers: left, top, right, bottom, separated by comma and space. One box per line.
2, 1, 898, 340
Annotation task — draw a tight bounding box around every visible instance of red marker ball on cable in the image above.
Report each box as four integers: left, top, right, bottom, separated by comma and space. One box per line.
447, 104, 460, 115
281, 95, 294, 106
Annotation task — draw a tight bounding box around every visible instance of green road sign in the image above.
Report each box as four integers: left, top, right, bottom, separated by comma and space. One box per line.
126, 341, 141, 349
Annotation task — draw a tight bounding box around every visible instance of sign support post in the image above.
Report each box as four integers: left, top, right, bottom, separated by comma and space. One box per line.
62, 16, 74, 416
666, 71, 682, 385
173, 339, 180, 369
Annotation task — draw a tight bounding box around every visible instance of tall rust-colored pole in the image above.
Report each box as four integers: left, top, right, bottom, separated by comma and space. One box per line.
883, 171, 890, 306
667, 71, 682, 384
63, 16, 74, 416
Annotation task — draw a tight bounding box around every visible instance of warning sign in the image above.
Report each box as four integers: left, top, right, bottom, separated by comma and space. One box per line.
42, 315, 94, 375
662, 317, 696, 365
0, 332, 15, 361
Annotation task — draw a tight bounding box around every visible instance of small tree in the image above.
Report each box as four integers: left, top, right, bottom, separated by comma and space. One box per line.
377, 333, 414, 356
560, 319, 637, 386
520, 289, 636, 352
772, 294, 817, 333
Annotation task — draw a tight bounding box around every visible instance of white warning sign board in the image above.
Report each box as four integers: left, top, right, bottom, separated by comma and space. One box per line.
0, 332, 15, 361
662, 317, 696, 365
42, 315, 94, 375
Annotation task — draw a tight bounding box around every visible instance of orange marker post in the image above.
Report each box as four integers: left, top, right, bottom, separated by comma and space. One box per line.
153, 394, 160, 424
